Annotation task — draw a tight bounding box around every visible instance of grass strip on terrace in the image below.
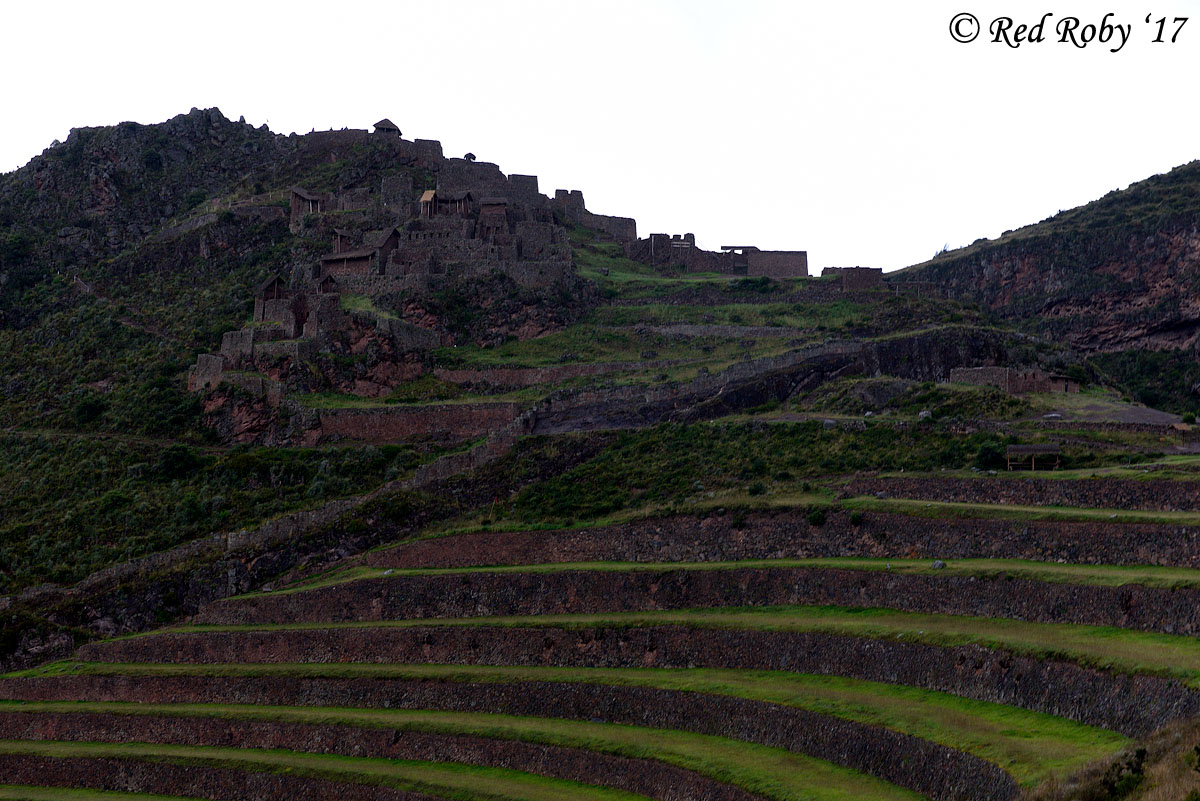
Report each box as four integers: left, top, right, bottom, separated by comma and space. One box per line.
0, 740, 654, 801
123, 605, 1200, 685
0, 788, 204, 801
250, 557, 1200, 599
2, 665, 1127, 786
841, 495, 1200, 526
0, 703, 926, 801
391, 489, 1200, 546
916, 452, 1200, 481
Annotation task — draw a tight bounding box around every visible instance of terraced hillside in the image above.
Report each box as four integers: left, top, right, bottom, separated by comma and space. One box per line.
11, 463, 1200, 800
6, 111, 1200, 800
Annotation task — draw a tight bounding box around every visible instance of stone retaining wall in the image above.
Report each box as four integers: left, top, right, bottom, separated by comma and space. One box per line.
0, 680, 1015, 801
0, 712, 754, 801
850, 476, 1200, 512
311, 403, 523, 445
645, 324, 809, 340
74, 626, 1199, 736
0, 754, 433, 801
367, 508, 1200, 570
196, 565, 1200, 635
433, 359, 684, 390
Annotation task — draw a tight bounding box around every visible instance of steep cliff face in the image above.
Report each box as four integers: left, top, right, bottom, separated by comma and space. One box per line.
899, 161, 1200, 353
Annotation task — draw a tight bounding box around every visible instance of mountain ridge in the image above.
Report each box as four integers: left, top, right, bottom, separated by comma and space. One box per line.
898, 159, 1200, 354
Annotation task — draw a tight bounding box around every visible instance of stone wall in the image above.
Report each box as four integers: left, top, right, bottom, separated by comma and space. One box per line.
433, 359, 683, 390
366, 507, 1200, 570
222, 373, 285, 406
194, 563, 1200, 636
0, 683, 1014, 801
645, 323, 808, 340
438, 158, 509, 196
949, 367, 1079, 394
186, 353, 225, 391
0, 755, 431, 801
0, 712, 753, 801
219, 326, 313, 363
746, 250, 808, 279
344, 311, 442, 351
75, 625, 1198, 736
530, 342, 862, 434
310, 402, 524, 445
581, 211, 637, 243
949, 366, 1013, 391
507, 174, 541, 201
849, 476, 1200, 512
626, 233, 727, 273
824, 267, 884, 290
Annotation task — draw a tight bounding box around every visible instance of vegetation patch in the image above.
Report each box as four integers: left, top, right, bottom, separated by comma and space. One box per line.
0, 436, 433, 593
499, 422, 1015, 525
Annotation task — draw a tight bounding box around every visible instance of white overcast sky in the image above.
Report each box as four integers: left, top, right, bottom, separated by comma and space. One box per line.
2, 0, 1198, 270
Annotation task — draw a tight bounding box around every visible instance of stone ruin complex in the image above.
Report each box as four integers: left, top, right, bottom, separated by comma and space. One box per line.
625, 233, 810, 278
949, 366, 1081, 394
188, 124, 638, 397
187, 118, 860, 401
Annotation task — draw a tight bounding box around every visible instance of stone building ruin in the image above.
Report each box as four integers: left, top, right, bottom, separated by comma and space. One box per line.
949, 366, 1081, 394
822, 266, 884, 291
625, 234, 809, 278
192, 123, 632, 399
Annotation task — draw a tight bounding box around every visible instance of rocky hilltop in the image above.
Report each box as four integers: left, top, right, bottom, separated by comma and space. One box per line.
896, 161, 1200, 354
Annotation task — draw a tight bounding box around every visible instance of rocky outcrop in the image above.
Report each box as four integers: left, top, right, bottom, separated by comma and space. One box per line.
899, 161, 1200, 352
530, 327, 1025, 435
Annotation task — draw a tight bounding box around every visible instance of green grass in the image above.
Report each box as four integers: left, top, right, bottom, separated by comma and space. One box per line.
843, 495, 1200, 525
927, 452, 1200, 481
0, 788, 202, 801
432, 324, 775, 370
0, 436, 439, 593
572, 243, 745, 298
588, 301, 867, 330
339, 293, 400, 320
6, 663, 1127, 786
294, 390, 539, 410
238, 557, 1200, 600
128, 605, 1200, 686
0, 702, 928, 801
0, 740, 653, 801
496, 422, 1017, 526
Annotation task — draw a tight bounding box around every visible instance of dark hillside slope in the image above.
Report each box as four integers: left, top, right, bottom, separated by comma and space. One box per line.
0, 108, 285, 301
898, 160, 1200, 354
